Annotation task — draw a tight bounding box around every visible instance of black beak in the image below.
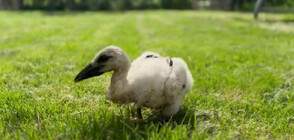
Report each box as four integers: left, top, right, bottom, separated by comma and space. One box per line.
74, 64, 104, 83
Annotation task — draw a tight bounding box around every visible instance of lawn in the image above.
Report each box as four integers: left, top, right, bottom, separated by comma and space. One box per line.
0, 11, 294, 139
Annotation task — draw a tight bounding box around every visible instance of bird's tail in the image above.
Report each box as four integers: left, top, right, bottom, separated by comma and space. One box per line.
172, 58, 194, 93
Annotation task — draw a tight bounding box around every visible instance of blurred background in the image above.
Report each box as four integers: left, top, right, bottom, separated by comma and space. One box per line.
1, 0, 294, 139
0, 0, 293, 12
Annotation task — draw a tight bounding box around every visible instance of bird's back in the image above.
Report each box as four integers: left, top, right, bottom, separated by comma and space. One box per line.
127, 53, 193, 111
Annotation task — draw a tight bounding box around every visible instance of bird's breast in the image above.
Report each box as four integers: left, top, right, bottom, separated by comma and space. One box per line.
106, 86, 134, 104
134, 90, 169, 109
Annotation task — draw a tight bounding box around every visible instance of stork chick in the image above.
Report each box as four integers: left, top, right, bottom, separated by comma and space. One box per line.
74, 46, 193, 122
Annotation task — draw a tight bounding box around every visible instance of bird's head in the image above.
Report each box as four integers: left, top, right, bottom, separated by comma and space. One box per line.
74, 46, 130, 83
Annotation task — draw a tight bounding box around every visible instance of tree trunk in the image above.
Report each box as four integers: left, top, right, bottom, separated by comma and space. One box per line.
231, 0, 236, 10
210, 0, 218, 10
12, 0, 23, 9
0, 0, 7, 9
47, 0, 63, 10
237, 0, 244, 10
227, 0, 233, 10
192, 0, 198, 10
0, 0, 22, 9
65, 0, 75, 10
18, 0, 23, 9
46, 0, 53, 10
33, 0, 44, 9
46, 0, 57, 10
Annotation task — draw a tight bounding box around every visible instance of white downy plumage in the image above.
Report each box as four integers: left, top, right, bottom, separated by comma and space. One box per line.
74, 46, 194, 120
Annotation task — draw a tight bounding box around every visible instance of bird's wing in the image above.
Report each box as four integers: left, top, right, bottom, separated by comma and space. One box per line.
127, 56, 171, 106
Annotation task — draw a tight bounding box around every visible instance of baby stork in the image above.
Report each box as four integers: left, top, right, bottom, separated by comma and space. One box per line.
74, 46, 193, 122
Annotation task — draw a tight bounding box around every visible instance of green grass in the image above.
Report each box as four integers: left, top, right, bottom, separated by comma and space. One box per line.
0, 10, 294, 139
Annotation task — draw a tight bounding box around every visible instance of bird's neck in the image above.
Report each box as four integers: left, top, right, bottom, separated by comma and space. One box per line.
106, 59, 132, 103
111, 66, 129, 86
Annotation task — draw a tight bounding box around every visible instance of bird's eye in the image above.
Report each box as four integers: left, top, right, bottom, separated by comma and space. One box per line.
146, 55, 153, 58
97, 55, 113, 63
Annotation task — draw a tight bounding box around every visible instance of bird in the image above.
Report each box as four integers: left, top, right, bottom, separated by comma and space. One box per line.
74, 46, 194, 122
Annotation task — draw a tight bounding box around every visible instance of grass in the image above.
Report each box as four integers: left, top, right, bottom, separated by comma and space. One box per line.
0, 10, 294, 139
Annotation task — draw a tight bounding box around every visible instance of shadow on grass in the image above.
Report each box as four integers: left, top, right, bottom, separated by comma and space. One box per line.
259, 18, 294, 23
134, 107, 219, 138
232, 16, 294, 23
73, 106, 219, 139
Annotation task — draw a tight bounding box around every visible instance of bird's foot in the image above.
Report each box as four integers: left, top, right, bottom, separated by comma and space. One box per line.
133, 107, 143, 123
133, 117, 144, 123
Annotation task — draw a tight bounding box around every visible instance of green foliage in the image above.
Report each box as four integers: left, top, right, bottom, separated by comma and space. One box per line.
86, 0, 111, 10
160, 0, 191, 9
22, 0, 192, 10
46, 0, 64, 10
32, 0, 44, 9
8, 0, 294, 11
265, 0, 294, 8
233, 0, 294, 11
0, 11, 294, 139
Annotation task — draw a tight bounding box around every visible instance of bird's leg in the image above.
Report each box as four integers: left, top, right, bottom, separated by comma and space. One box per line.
133, 107, 143, 123
137, 107, 143, 119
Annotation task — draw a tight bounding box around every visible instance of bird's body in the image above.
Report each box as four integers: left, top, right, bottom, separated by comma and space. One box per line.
75, 46, 193, 119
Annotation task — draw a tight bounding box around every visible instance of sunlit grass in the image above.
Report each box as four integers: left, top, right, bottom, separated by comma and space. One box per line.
0, 11, 294, 139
